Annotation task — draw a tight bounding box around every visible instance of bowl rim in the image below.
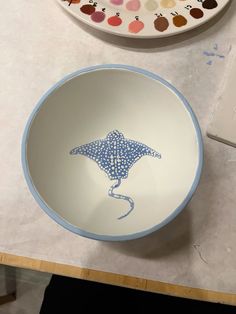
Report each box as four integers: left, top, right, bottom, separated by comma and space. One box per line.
22, 64, 204, 242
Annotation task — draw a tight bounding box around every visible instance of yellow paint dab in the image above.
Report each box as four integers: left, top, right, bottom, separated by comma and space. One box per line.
160, 0, 176, 9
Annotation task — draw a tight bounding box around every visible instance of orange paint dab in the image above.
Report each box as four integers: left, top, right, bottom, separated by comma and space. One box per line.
66, 0, 81, 4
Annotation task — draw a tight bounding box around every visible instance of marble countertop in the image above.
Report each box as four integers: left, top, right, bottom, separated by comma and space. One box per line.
0, 0, 236, 294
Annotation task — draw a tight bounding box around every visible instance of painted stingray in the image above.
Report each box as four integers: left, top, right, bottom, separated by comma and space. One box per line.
70, 130, 161, 219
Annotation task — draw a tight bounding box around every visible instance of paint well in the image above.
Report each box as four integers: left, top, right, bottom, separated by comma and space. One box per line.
80, 4, 96, 15
202, 0, 218, 9
173, 15, 187, 27
154, 16, 169, 32
66, 0, 80, 4
108, 15, 122, 26
110, 0, 123, 5
126, 0, 141, 11
91, 11, 106, 22
128, 19, 144, 33
145, 0, 158, 11
190, 8, 204, 19
160, 0, 176, 8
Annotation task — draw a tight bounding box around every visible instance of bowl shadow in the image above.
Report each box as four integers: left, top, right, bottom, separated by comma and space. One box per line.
102, 205, 193, 259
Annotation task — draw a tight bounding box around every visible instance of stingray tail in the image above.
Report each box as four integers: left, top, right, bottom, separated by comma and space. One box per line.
108, 179, 134, 220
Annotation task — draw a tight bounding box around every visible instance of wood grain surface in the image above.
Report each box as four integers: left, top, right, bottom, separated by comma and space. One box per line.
0, 252, 235, 306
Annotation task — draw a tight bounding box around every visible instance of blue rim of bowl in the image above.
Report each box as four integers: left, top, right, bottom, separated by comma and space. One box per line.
22, 64, 204, 242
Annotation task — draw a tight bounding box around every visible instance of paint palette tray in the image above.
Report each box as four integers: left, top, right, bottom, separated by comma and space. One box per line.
57, 0, 230, 38
22, 65, 203, 241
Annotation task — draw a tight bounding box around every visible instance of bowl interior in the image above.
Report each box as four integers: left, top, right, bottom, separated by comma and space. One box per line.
24, 67, 201, 240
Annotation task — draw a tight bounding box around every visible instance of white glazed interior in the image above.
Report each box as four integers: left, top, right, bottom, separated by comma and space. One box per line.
26, 68, 200, 237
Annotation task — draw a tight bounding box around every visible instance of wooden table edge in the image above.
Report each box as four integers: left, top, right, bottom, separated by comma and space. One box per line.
0, 252, 235, 306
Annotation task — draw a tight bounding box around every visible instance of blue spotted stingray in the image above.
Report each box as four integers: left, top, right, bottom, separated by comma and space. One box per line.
70, 130, 161, 219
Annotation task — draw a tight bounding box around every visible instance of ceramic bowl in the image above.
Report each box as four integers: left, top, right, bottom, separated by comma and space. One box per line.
22, 65, 203, 241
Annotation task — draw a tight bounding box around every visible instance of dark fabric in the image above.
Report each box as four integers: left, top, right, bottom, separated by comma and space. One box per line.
40, 275, 236, 313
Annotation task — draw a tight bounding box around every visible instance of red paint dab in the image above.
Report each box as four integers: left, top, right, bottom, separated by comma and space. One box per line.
108, 15, 122, 26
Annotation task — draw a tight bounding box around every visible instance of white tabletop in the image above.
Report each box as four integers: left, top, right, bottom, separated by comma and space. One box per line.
0, 0, 236, 295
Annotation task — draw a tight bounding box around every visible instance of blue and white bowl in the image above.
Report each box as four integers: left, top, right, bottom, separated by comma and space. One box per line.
22, 65, 203, 241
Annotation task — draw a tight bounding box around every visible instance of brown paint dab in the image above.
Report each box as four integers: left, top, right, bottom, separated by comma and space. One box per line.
80, 4, 96, 15
173, 15, 187, 27
190, 8, 204, 19
202, 0, 218, 10
154, 16, 169, 32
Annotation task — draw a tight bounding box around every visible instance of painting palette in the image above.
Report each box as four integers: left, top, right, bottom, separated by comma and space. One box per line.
22, 65, 203, 241
57, 0, 230, 38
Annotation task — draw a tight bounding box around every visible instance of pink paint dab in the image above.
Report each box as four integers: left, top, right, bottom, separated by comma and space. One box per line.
126, 0, 141, 11
110, 0, 123, 5
128, 19, 144, 33
91, 11, 106, 23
